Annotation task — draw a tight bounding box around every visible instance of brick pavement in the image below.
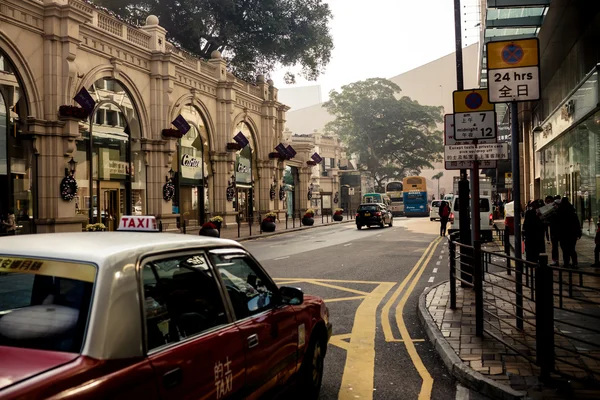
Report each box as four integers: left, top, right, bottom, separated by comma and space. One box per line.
424, 236, 600, 399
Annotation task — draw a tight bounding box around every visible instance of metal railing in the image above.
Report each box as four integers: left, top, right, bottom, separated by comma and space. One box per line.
449, 232, 600, 382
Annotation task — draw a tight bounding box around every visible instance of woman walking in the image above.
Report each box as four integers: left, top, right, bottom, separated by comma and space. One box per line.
439, 201, 450, 236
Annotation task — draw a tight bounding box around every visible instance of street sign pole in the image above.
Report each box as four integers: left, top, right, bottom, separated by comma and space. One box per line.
511, 101, 521, 260
453, 0, 472, 286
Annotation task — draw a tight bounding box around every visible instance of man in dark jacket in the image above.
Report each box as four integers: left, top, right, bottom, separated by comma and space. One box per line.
544, 195, 560, 266
523, 200, 546, 263
557, 197, 582, 268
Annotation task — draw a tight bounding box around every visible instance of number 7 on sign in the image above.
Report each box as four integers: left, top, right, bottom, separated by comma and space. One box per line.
480, 113, 486, 122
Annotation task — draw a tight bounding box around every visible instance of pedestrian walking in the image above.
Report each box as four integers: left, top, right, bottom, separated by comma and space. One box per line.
439, 201, 450, 236
523, 199, 546, 263
544, 195, 560, 266
2, 210, 16, 236
557, 197, 582, 268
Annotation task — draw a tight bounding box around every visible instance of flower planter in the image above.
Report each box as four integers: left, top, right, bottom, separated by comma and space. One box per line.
333, 214, 343, 222
58, 105, 89, 120
162, 129, 183, 139
199, 227, 220, 237
306, 161, 317, 166
261, 220, 276, 232
226, 142, 243, 151
302, 217, 315, 226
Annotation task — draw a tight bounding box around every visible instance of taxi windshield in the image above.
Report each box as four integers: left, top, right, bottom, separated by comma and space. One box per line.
0, 256, 96, 353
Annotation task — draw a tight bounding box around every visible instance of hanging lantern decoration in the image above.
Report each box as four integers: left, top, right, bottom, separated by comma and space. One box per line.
163, 180, 175, 202
279, 186, 286, 201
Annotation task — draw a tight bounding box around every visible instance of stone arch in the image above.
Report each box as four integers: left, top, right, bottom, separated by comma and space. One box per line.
0, 31, 42, 119
76, 65, 150, 139
231, 112, 261, 160
170, 94, 216, 152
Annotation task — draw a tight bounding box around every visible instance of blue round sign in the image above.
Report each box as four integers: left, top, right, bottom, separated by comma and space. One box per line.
501, 44, 524, 65
465, 92, 483, 110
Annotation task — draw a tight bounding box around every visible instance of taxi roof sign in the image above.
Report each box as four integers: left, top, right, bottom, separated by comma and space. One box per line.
452, 89, 494, 113
118, 216, 159, 232
487, 38, 539, 70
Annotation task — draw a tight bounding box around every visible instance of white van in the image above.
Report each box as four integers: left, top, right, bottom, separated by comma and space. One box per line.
430, 200, 442, 221
448, 196, 494, 241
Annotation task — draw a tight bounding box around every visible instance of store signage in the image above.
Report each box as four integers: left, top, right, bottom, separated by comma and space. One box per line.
444, 114, 496, 170
109, 160, 127, 175
73, 87, 96, 113
534, 69, 599, 152
311, 152, 323, 163
444, 143, 509, 162
172, 115, 191, 135
486, 38, 541, 103
181, 154, 200, 168
234, 131, 250, 148
505, 172, 513, 189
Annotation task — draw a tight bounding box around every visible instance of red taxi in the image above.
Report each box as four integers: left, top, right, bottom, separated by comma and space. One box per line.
0, 216, 332, 399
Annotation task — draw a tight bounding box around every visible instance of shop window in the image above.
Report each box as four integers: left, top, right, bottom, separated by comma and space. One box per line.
142, 253, 228, 351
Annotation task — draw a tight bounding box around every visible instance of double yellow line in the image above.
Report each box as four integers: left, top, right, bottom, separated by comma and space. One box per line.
381, 236, 443, 400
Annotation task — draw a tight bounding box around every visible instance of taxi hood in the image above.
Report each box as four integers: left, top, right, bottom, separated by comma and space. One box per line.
0, 346, 78, 390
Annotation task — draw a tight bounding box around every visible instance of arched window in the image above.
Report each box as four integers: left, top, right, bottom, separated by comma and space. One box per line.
233, 122, 255, 221
75, 78, 145, 231
177, 106, 210, 226
0, 51, 35, 235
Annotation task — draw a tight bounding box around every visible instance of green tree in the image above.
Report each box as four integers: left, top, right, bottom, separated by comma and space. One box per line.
323, 78, 443, 191
93, 0, 333, 83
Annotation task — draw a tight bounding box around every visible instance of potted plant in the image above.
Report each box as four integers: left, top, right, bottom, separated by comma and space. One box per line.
226, 142, 243, 151
199, 221, 220, 237
85, 223, 106, 232
333, 208, 344, 222
302, 209, 315, 226
209, 215, 223, 231
161, 128, 183, 139
59, 105, 89, 120
261, 212, 277, 232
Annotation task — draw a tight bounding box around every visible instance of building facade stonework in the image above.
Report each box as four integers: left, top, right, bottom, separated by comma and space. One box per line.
0, 0, 316, 234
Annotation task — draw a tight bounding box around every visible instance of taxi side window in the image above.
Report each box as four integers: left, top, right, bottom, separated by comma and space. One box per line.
208, 253, 277, 320
142, 253, 228, 351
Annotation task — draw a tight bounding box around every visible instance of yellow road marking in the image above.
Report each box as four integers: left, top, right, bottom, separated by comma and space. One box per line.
322, 295, 366, 303
329, 333, 352, 351
274, 280, 306, 286
396, 237, 442, 400
381, 239, 437, 342
272, 278, 393, 285
338, 282, 395, 400
304, 280, 371, 296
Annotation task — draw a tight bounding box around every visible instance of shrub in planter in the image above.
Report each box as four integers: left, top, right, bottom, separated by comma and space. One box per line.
333, 208, 344, 221
261, 212, 277, 232
85, 223, 106, 232
162, 128, 183, 139
302, 208, 315, 226
199, 221, 220, 237
209, 216, 223, 231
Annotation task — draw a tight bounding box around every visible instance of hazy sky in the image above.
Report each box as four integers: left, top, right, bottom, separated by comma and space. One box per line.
271, 0, 480, 100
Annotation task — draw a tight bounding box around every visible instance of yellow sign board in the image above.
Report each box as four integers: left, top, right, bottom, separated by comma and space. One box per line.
453, 89, 494, 113
487, 38, 539, 70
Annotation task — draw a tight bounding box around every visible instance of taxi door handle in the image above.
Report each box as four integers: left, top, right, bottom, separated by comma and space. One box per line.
163, 367, 182, 389
247, 334, 259, 348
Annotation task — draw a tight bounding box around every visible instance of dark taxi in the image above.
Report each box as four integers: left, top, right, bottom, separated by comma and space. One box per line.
0, 216, 332, 399
356, 203, 393, 229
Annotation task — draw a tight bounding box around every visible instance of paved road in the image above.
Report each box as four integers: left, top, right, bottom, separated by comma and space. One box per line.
244, 217, 491, 400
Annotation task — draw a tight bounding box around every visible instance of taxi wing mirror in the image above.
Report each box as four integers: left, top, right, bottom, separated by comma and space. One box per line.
280, 286, 303, 305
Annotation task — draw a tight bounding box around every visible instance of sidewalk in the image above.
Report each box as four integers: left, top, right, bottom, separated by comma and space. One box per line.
418, 235, 600, 400
175, 215, 354, 241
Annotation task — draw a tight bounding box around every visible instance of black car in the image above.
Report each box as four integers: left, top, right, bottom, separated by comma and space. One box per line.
356, 203, 393, 229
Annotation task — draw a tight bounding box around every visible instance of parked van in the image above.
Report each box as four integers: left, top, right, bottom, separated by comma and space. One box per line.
448, 196, 494, 242
430, 200, 442, 221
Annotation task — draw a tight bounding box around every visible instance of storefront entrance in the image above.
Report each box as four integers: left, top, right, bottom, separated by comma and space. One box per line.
235, 187, 253, 222
97, 181, 125, 231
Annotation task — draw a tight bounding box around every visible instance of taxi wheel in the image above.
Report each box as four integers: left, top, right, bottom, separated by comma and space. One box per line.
300, 335, 325, 399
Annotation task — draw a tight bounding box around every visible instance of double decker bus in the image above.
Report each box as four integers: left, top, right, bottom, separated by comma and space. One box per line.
385, 181, 404, 217
361, 193, 391, 207
402, 176, 429, 217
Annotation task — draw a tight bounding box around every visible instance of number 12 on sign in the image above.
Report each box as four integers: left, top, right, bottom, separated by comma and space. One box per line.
453, 110, 497, 141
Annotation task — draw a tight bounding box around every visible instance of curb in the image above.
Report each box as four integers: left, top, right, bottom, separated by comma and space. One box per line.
417, 281, 527, 400
236, 219, 354, 242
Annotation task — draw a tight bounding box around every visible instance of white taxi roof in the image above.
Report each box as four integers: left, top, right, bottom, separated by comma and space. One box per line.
0, 232, 241, 266
0, 232, 244, 361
